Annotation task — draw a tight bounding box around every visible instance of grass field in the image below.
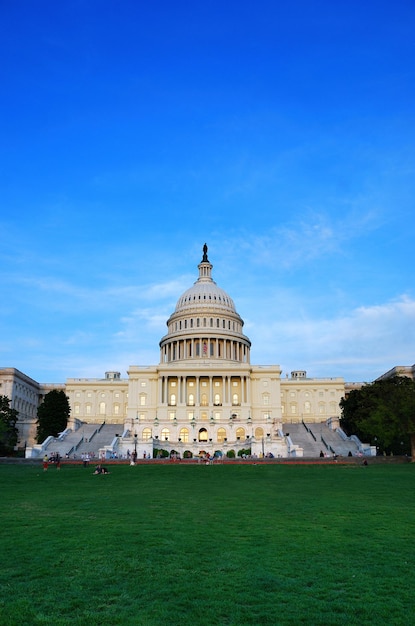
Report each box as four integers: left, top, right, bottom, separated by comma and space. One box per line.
0, 462, 414, 625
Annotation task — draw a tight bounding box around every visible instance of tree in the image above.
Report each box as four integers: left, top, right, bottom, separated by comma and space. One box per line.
36, 390, 70, 443
340, 376, 415, 459
0, 395, 19, 454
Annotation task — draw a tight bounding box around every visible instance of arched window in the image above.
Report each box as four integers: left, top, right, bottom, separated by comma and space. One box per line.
217, 428, 226, 443
236, 427, 245, 439
232, 393, 239, 406
179, 428, 189, 443
255, 427, 264, 438
198, 428, 208, 442
169, 394, 176, 406
142, 428, 152, 441
161, 428, 170, 441
201, 393, 208, 406
188, 393, 195, 406
214, 393, 221, 405
304, 401, 311, 414
99, 402, 106, 415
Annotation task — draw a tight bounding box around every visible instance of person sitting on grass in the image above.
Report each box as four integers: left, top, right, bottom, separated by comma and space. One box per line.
93, 465, 110, 475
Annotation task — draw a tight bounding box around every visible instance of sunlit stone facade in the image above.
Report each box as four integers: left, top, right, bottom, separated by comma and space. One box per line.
3, 245, 350, 457
60, 246, 345, 458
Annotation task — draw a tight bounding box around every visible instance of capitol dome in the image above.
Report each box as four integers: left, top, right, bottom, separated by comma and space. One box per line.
159, 244, 251, 365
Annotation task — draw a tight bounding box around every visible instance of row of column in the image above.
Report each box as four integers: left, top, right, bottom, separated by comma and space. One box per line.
160, 337, 250, 363
159, 375, 251, 406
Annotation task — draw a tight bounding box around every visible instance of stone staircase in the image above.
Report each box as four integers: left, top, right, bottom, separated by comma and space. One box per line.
45, 424, 122, 458
282, 422, 359, 457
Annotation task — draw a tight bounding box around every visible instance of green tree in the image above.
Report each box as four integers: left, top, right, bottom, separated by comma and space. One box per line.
340, 376, 415, 459
0, 395, 19, 454
36, 390, 70, 443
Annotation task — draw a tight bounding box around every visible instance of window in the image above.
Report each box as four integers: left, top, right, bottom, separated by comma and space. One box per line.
169, 394, 176, 406
114, 404, 120, 415
236, 427, 245, 439
217, 428, 226, 443
255, 427, 264, 438
142, 428, 152, 441
263, 394, 270, 405
232, 393, 239, 405
188, 411, 194, 421
214, 393, 221, 405
188, 394, 195, 406
179, 428, 189, 443
99, 402, 105, 415
161, 428, 170, 441
201, 393, 208, 406
198, 428, 208, 442
304, 401, 311, 414
140, 394, 146, 406
74, 404, 80, 415
86, 404, 91, 415
169, 411, 176, 420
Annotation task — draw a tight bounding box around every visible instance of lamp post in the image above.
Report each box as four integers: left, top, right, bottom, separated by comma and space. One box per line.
134, 434, 137, 456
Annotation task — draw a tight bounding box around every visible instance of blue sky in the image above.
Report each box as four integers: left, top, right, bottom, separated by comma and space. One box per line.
1, 0, 414, 384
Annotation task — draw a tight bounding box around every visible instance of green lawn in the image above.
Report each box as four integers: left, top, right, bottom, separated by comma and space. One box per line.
0, 462, 414, 625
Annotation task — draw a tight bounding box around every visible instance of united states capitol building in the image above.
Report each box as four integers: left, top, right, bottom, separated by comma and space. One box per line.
4, 245, 407, 460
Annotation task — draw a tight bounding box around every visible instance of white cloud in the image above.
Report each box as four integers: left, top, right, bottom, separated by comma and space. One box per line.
249, 294, 415, 380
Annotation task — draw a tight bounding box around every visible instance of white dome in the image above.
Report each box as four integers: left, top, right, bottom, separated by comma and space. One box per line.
175, 280, 236, 313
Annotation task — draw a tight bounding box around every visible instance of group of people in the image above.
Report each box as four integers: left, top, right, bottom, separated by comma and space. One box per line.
42, 454, 61, 470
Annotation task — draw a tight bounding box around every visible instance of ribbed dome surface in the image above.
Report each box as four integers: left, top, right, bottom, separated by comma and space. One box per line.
173, 244, 237, 314
175, 280, 236, 313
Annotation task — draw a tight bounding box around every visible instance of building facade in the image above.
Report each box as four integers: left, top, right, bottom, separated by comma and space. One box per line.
3, 245, 351, 458
65, 247, 346, 458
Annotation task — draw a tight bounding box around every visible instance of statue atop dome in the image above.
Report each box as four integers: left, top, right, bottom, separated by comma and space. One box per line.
202, 243, 209, 262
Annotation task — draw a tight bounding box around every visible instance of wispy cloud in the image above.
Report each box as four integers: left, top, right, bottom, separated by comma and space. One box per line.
249, 294, 415, 380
